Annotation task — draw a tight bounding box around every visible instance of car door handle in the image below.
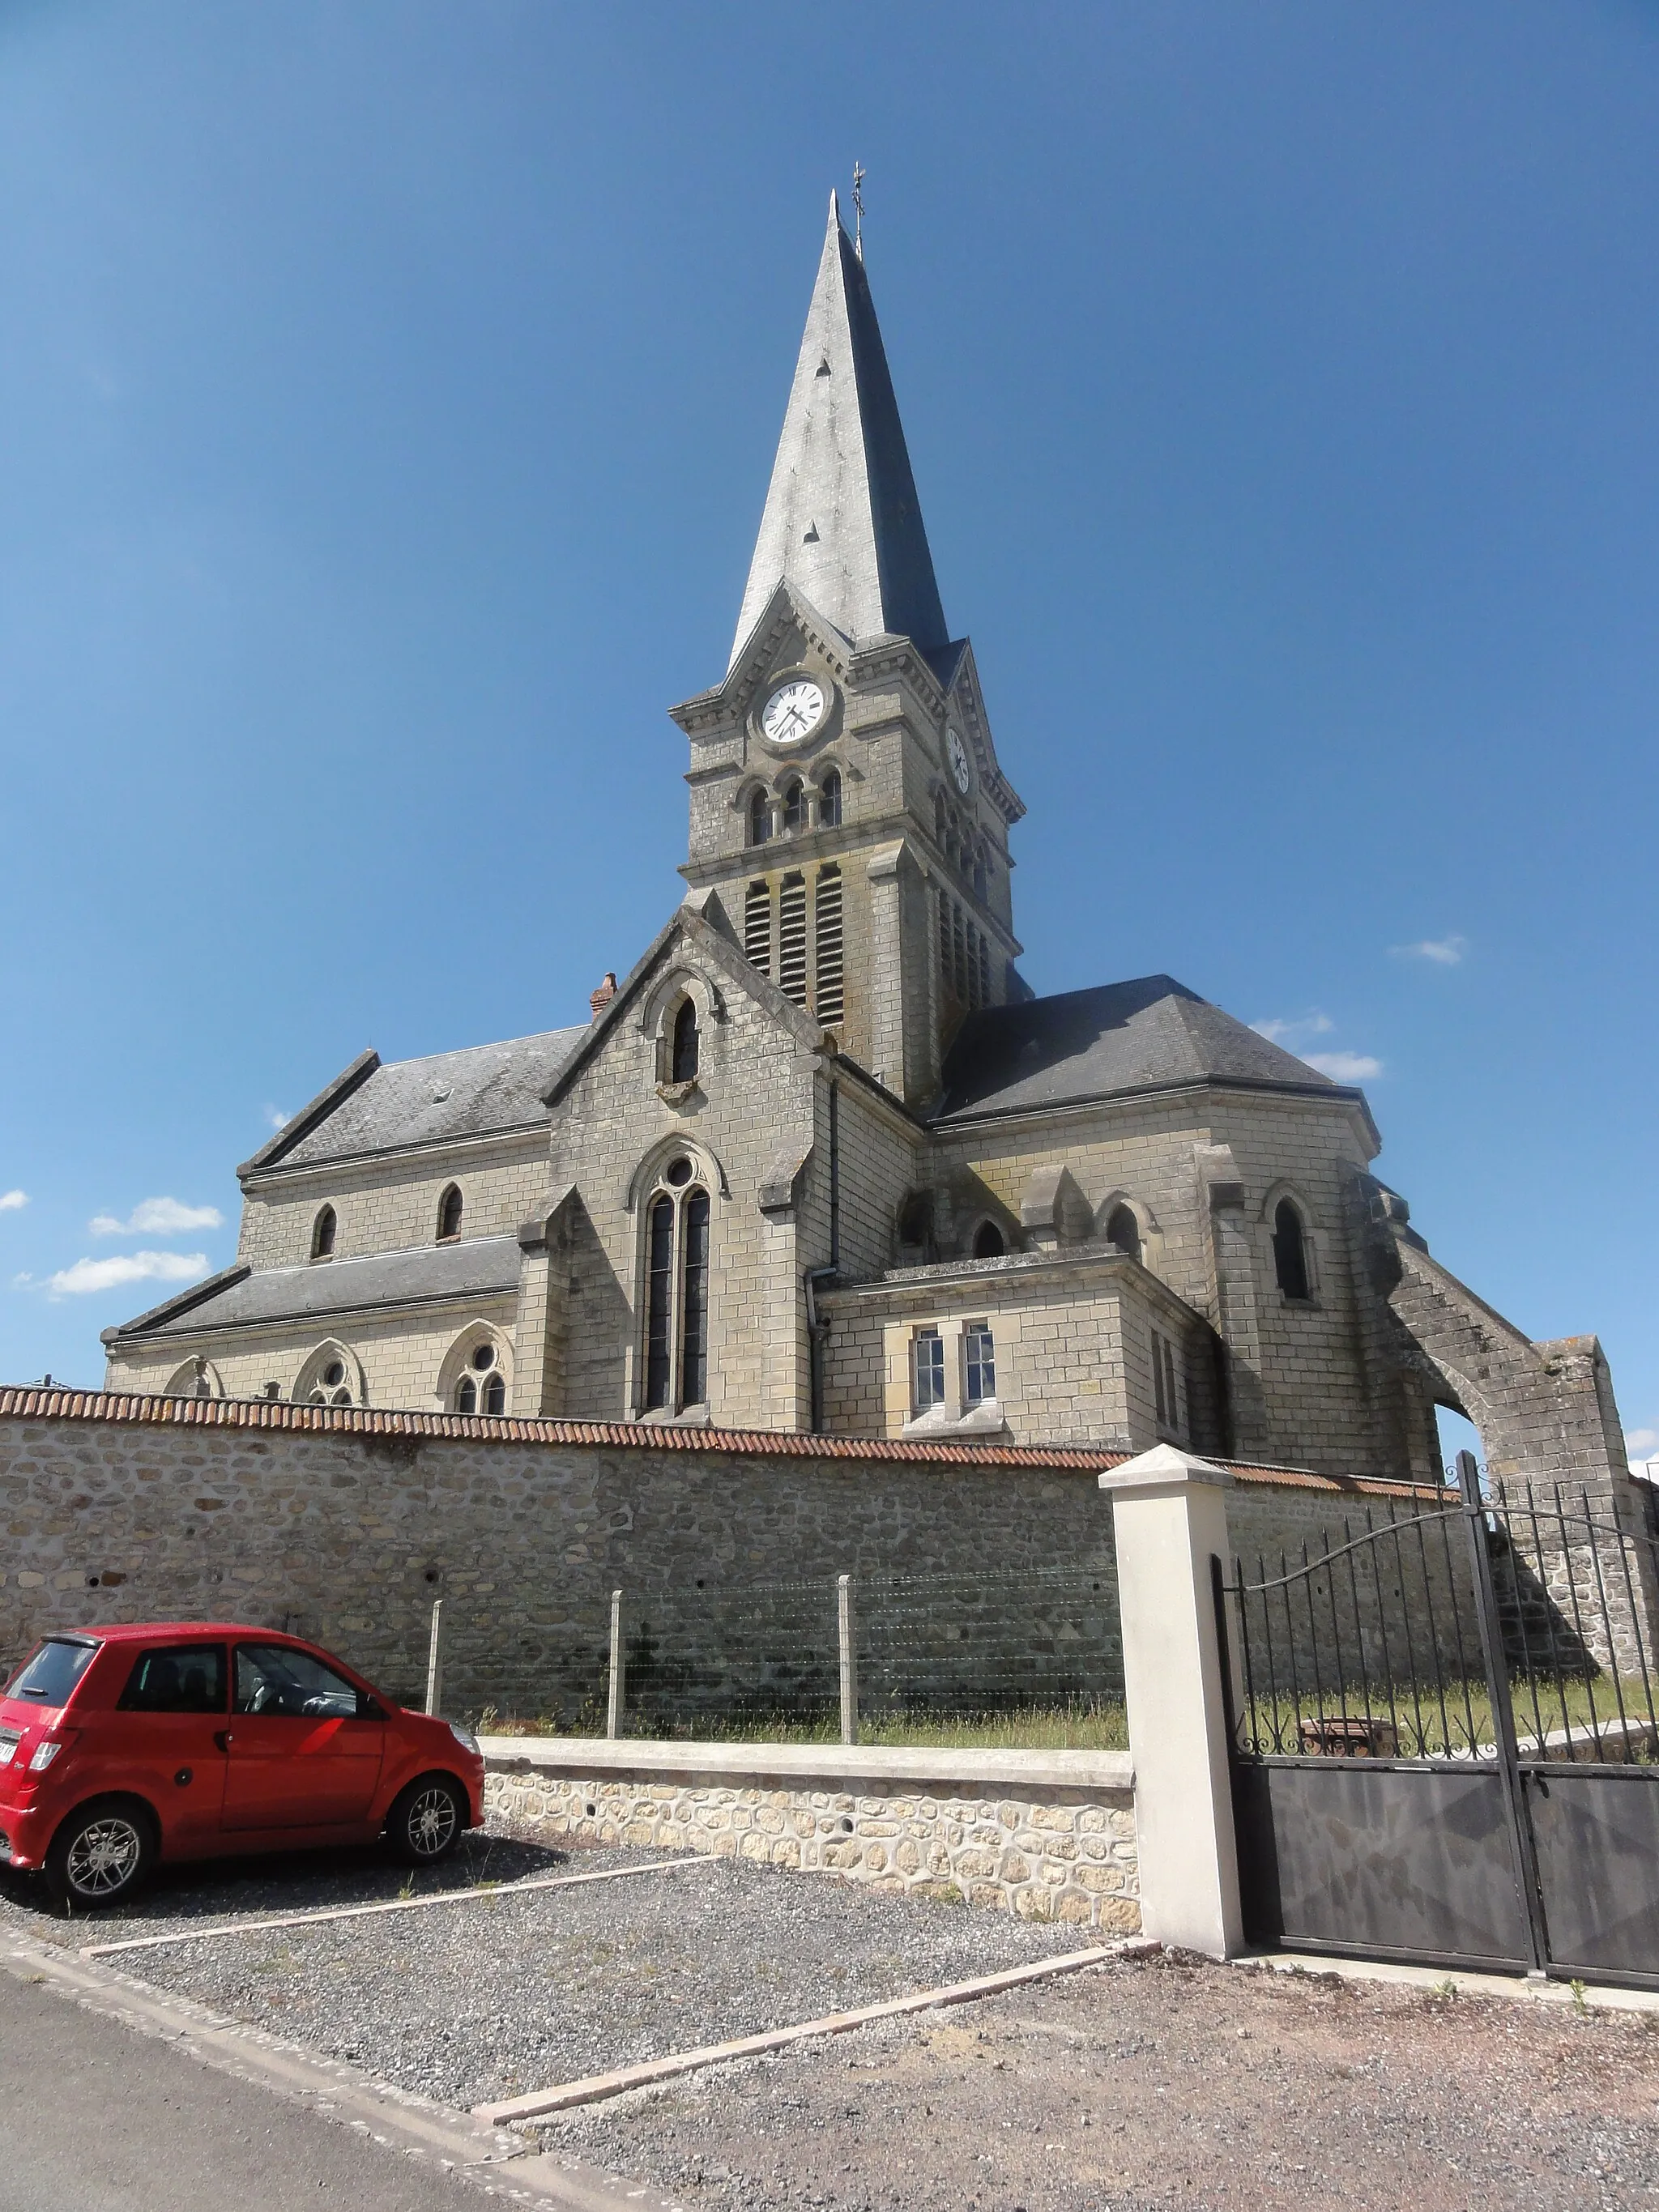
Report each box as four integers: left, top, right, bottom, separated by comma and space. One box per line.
214, 1730, 234, 1753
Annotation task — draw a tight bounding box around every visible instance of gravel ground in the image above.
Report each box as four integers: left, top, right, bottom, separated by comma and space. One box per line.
537, 1946, 1659, 2210
0, 1822, 1086, 2111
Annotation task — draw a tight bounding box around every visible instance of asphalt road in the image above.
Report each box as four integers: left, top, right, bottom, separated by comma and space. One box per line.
0, 1969, 483, 2212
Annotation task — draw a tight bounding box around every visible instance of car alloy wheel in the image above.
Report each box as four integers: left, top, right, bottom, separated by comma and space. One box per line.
406, 1783, 458, 1858
66, 1814, 144, 1899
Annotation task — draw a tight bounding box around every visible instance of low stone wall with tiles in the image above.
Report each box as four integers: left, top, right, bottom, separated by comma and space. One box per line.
482, 1738, 1140, 1931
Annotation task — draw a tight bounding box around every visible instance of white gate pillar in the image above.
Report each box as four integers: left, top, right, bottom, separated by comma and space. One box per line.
1099, 1444, 1243, 1959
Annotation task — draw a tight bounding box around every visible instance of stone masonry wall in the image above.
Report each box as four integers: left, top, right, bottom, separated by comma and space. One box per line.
485, 1758, 1141, 1932
0, 1396, 1440, 1730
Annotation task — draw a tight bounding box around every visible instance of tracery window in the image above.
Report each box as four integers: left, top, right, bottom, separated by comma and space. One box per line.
642, 1155, 712, 1413
310, 1206, 336, 1261
818, 769, 842, 828
437, 1183, 463, 1242
454, 1338, 506, 1416
1273, 1200, 1311, 1301
310, 1359, 353, 1409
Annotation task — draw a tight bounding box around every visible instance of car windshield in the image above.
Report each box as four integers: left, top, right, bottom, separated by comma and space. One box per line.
6, 1637, 100, 1705
234, 1643, 365, 1720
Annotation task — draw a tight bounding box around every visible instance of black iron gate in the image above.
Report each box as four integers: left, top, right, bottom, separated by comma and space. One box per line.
1222, 1465, 1659, 1985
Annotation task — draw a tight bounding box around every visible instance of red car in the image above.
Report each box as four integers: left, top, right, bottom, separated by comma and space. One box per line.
0, 1622, 484, 1909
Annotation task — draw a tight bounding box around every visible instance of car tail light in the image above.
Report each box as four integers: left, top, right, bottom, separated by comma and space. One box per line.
28, 1731, 77, 1772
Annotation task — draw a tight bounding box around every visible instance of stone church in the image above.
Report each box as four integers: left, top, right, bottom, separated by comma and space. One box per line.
102, 195, 1633, 1502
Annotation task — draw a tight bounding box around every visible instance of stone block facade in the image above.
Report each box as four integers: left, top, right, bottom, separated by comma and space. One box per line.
485, 1749, 1140, 1930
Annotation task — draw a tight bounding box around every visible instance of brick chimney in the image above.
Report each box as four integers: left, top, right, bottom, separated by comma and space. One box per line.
589, 971, 618, 1021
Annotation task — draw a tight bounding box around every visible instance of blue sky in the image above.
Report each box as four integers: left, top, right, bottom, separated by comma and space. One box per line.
2, 2, 1656, 1457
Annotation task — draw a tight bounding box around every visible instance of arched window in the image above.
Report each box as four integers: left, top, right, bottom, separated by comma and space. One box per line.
454, 1337, 506, 1416
309, 1357, 354, 1409
973, 851, 989, 903
672, 999, 699, 1084
1273, 1200, 1311, 1300
818, 769, 842, 828
972, 1221, 1006, 1259
748, 790, 770, 846
437, 1184, 463, 1242
310, 1206, 336, 1262
641, 1156, 713, 1413
782, 778, 807, 833
1105, 1204, 1141, 1261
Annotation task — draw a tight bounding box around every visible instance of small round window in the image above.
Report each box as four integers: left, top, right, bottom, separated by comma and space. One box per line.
665, 1157, 693, 1187
471, 1343, 495, 1373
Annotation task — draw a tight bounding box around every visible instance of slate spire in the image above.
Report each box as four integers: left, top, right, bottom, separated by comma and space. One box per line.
730, 191, 949, 669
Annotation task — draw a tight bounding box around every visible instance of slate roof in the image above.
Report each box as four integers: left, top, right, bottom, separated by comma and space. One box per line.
246, 1029, 586, 1174
108, 1236, 523, 1342
730, 192, 949, 668
931, 974, 1354, 1123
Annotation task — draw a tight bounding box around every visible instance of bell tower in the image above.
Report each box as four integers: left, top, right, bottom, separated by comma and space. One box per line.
671, 193, 1026, 1109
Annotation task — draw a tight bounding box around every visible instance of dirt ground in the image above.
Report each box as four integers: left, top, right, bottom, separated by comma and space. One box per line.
539, 1947, 1659, 2210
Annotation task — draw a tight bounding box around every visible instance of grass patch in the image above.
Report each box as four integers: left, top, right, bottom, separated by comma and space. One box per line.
474, 1698, 1128, 1752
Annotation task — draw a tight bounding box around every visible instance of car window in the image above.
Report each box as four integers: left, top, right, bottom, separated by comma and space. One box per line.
6, 1637, 100, 1705
234, 1643, 367, 1720
118, 1643, 228, 1715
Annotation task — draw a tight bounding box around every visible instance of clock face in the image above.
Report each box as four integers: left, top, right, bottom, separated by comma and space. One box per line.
761, 678, 827, 748
947, 726, 972, 795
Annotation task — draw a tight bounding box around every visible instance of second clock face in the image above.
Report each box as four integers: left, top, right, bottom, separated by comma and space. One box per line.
947, 726, 972, 795
761, 678, 827, 748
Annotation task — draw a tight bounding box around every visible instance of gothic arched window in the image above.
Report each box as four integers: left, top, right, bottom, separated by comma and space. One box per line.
454, 1338, 507, 1416
311, 1206, 336, 1262
672, 999, 699, 1084
818, 769, 842, 828
310, 1357, 353, 1409
1273, 1199, 1311, 1301
1105, 1204, 1141, 1261
782, 778, 807, 833
437, 1183, 463, 1242
973, 1221, 1006, 1259
642, 1157, 712, 1413
748, 790, 770, 846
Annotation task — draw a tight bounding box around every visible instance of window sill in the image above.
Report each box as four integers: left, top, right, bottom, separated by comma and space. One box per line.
635, 1404, 712, 1428
902, 1400, 1008, 1439
1278, 1294, 1322, 1311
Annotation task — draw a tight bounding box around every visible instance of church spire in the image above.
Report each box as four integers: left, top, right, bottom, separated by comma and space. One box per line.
729, 191, 949, 670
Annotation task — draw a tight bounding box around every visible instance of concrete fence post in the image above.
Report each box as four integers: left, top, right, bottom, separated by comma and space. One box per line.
607, 1589, 625, 1739
838, 1574, 859, 1745
424, 1599, 445, 1718
1098, 1443, 1243, 1959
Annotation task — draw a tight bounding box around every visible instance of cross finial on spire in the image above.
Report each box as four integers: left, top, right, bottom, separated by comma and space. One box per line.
851, 161, 866, 262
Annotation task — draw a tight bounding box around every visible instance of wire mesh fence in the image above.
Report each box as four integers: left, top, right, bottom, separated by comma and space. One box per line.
446, 1559, 1125, 1746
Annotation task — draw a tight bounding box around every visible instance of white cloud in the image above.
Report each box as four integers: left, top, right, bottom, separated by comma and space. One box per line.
90, 1196, 224, 1238
1252, 1014, 1334, 1044
1306, 1051, 1384, 1081
263, 1105, 289, 1132
11, 1271, 32, 1288
0, 1189, 27, 1213
1392, 934, 1467, 966
1627, 1428, 1659, 1455
45, 1251, 210, 1299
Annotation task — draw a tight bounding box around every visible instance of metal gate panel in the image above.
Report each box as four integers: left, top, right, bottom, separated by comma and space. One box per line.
1235, 1759, 1533, 1968
1524, 1767, 1659, 1984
